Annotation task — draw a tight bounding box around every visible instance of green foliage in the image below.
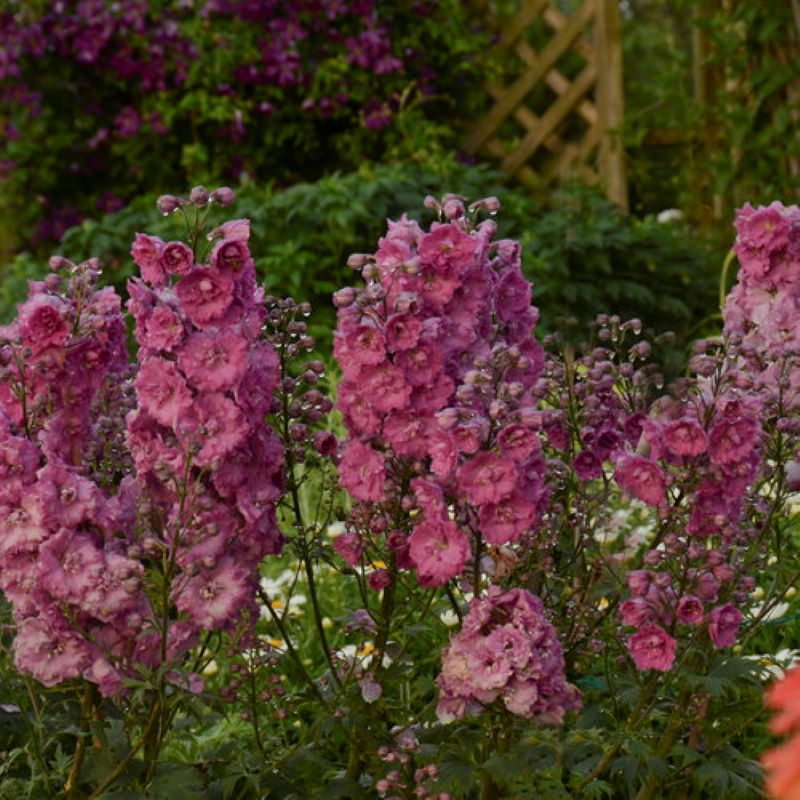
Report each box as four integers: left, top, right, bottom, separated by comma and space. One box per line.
623, 0, 800, 223
0, 0, 490, 250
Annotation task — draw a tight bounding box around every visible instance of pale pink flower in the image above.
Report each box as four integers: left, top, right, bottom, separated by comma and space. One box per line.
18, 296, 70, 354
174, 556, 251, 629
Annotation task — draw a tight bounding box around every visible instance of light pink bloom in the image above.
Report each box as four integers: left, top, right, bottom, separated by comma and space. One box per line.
177, 392, 247, 466
14, 616, 90, 687
138, 304, 185, 352
479, 493, 535, 544
663, 419, 707, 458
497, 424, 540, 463
174, 556, 251, 629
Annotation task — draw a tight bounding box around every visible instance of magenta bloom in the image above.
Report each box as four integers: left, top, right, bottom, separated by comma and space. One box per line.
138, 304, 185, 352
210, 238, 251, 274
663, 419, 707, 458
494, 268, 532, 323
384, 313, 421, 351
339, 440, 386, 502
131, 232, 165, 286
457, 452, 517, 506
708, 416, 759, 465
573, 450, 603, 480
497, 424, 540, 463
159, 241, 194, 276
333, 532, 364, 567
177, 329, 248, 391
359, 362, 412, 413
408, 519, 470, 586
18, 296, 69, 354
708, 603, 742, 648
614, 455, 666, 506
136, 357, 193, 428
676, 595, 704, 625
418, 222, 476, 276
178, 392, 247, 466
175, 266, 234, 327
627, 625, 677, 672
619, 597, 652, 627
340, 324, 385, 367
411, 477, 446, 519
479, 493, 535, 545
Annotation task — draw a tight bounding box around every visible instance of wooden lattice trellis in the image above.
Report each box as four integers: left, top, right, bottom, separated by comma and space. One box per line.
466, 0, 628, 211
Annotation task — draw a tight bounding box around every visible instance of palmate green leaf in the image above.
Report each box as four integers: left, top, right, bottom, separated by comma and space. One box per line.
147, 763, 207, 799
582, 779, 615, 799
435, 754, 476, 799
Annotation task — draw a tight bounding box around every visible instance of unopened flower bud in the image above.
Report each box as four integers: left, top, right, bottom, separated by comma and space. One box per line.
156, 194, 182, 215
210, 186, 235, 206
189, 185, 210, 205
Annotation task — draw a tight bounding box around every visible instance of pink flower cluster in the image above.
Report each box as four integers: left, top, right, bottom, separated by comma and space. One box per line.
616, 387, 761, 670
0, 262, 146, 694
127, 212, 284, 642
333, 195, 549, 587
620, 567, 743, 672
0, 190, 286, 695
725, 202, 800, 411
614, 203, 800, 671
436, 587, 580, 722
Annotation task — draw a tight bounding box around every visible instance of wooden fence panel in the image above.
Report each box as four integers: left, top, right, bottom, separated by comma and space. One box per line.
466, 0, 628, 211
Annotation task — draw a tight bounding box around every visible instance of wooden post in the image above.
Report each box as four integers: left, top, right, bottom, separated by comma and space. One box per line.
594, 0, 628, 212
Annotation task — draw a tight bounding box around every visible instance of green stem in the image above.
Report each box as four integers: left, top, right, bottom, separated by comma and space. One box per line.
719, 248, 736, 310
65, 683, 94, 799
88, 699, 162, 799
258, 587, 331, 711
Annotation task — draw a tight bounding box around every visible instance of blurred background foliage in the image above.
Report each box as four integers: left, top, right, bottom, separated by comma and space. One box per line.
0, 0, 797, 358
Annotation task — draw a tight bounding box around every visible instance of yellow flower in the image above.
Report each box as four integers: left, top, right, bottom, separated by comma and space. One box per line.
357, 643, 375, 658
201, 659, 219, 677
